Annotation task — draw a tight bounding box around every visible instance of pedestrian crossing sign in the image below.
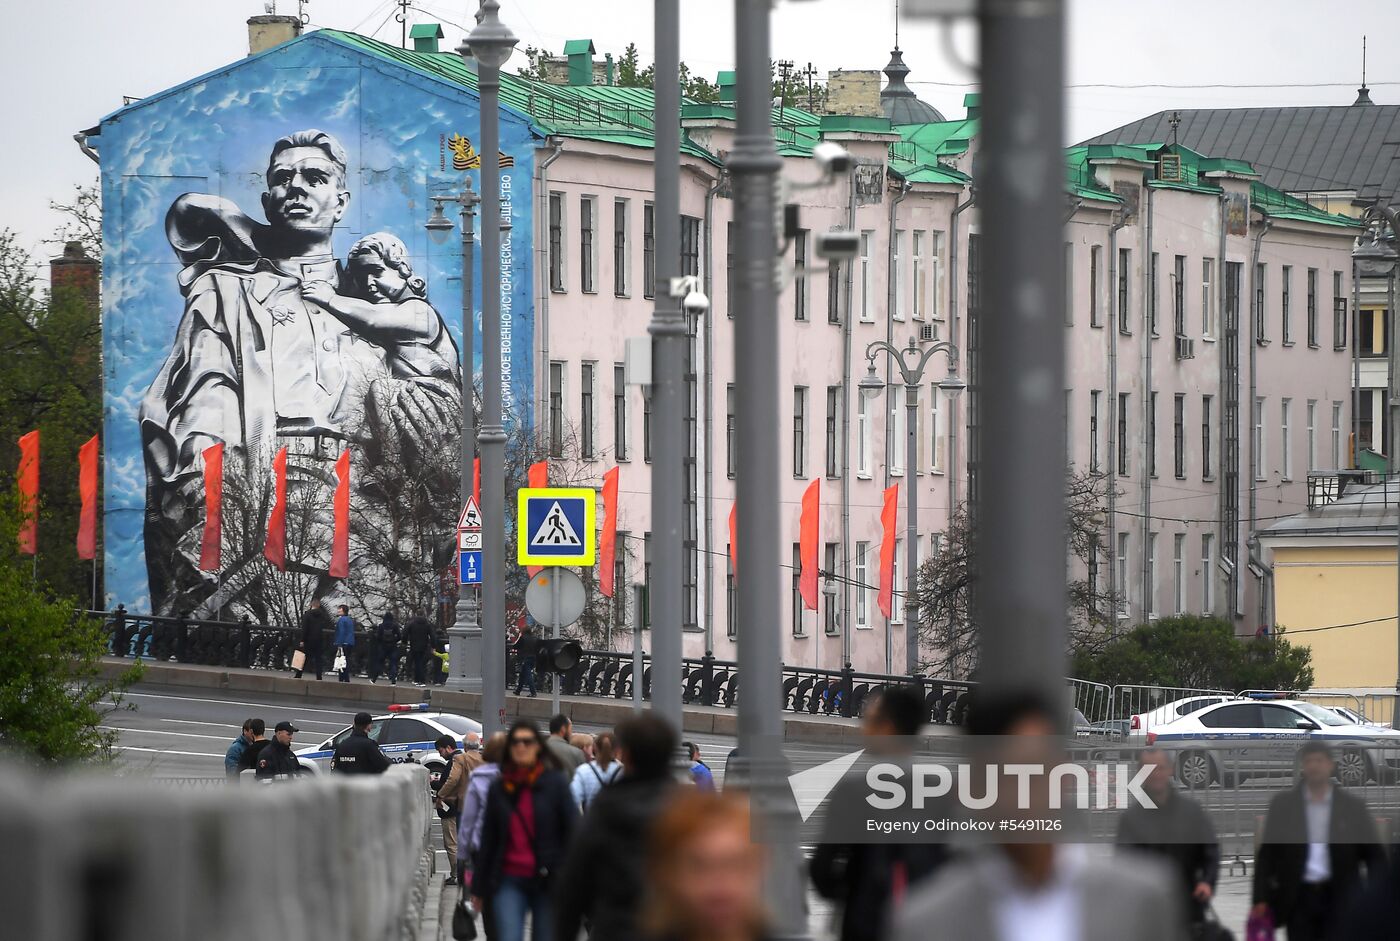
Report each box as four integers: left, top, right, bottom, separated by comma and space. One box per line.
516, 487, 596, 567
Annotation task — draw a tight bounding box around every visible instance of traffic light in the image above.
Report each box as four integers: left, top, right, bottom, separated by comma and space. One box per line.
536, 638, 582, 674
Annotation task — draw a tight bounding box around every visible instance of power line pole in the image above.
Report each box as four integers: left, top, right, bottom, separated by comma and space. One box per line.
396, 0, 411, 48
802, 62, 818, 112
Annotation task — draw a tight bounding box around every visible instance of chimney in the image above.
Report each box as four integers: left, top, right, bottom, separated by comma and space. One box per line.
247, 14, 301, 56
605, 52, 615, 86
50, 241, 99, 309
563, 39, 596, 86
717, 71, 737, 104
824, 70, 882, 118
410, 23, 444, 54
963, 92, 981, 120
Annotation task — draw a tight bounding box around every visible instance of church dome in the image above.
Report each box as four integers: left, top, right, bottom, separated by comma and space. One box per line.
880, 48, 946, 125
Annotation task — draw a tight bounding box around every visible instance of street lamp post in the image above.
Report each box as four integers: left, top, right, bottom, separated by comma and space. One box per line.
461, 0, 517, 734
860, 338, 964, 677
426, 183, 481, 691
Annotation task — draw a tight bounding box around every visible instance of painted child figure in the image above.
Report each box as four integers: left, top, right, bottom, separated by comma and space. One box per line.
301, 232, 458, 384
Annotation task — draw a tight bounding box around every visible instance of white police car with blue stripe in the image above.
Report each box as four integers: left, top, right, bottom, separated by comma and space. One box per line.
295, 703, 482, 784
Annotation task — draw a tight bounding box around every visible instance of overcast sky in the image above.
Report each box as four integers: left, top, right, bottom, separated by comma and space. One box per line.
4, 0, 1400, 260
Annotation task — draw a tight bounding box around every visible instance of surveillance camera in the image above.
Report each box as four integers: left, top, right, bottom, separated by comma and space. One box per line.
683, 289, 710, 317
815, 230, 860, 262
812, 141, 853, 176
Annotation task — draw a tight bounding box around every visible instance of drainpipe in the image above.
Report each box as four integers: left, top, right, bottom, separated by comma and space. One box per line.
1140, 184, 1155, 624
884, 177, 912, 674
74, 131, 100, 164
947, 190, 975, 527
535, 136, 565, 423
1248, 205, 1273, 628
699, 168, 724, 652
1105, 206, 1129, 629
840, 162, 857, 672
1218, 193, 1231, 617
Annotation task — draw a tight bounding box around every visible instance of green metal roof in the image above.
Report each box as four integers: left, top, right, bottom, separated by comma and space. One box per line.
408, 23, 443, 39
562, 39, 595, 55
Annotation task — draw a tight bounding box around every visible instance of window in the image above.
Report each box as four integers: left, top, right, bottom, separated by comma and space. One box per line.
1254, 396, 1266, 480
827, 259, 842, 324
1306, 268, 1318, 347
930, 232, 944, 321
857, 392, 871, 477
726, 384, 736, 478
859, 232, 874, 322
1332, 401, 1343, 469
1087, 543, 1099, 606
1333, 270, 1347, 350
1173, 533, 1185, 615
613, 531, 629, 634
580, 362, 596, 460
1117, 392, 1130, 476
643, 389, 653, 462
1173, 394, 1186, 479
791, 543, 804, 636
854, 541, 870, 629
1254, 262, 1266, 342
381, 718, 435, 746
1281, 265, 1292, 344
891, 540, 903, 623
1090, 245, 1102, 327
613, 365, 629, 461
1117, 247, 1132, 335
726, 545, 737, 637
1306, 400, 1317, 472
643, 203, 656, 299
580, 196, 597, 293
726, 221, 735, 319
1173, 255, 1186, 336
823, 543, 839, 635
1201, 395, 1213, 479
1359, 389, 1375, 452
613, 198, 629, 296
548, 192, 566, 292
1149, 251, 1160, 335
1089, 390, 1101, 473
1202, 258, 1215, 338
548, 361, 565, 458
1146, 531, 1157, 618
889, 394, 906, 476
1201, 534, 1214, 612
826, 386, 841, 478
892, 229, 905, 321
792, 386, 807, 478
643, 532, 652, 628
913, 231, 925, 320
1064, 242, 1074, 326
1148, 391, 1158, 477
794, 229, 809, 321
1361, 307, 1390, 357
1199, 703, 1260, 729
680, 215, 700, 278
1116, 532, 1130, 618
1281, 398, 1292, 480
929, 384, 944, 472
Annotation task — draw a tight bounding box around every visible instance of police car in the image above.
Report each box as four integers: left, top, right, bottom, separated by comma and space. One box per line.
1149, 695, 1400, 789
295, 703, 481, 784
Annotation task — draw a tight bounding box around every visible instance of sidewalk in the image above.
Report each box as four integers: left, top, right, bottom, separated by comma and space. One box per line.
99, 657, 924, 745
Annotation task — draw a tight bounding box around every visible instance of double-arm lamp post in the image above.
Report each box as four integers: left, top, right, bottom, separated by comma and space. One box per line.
859, 338, 965, 677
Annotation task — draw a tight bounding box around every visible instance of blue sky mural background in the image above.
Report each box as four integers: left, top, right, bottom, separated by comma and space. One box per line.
98, 34, 537, 611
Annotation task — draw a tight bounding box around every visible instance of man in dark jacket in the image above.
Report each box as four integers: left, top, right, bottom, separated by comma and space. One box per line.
810, 685, 949, 941
296, 600, 330, 680
404, 610, 434, 687
254, 721, 303, 779
1115, 747, 1219, 925
1253, 740, 1382, 941
553, 713, 679, 941
513, 625, 538, 696
237, 719, 270, 774
369, 611, 401, 684
224, 718, 256, 778
332, 712, 390, 774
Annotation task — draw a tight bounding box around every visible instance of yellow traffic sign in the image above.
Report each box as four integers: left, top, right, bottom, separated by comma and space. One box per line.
516, 487, 596, 567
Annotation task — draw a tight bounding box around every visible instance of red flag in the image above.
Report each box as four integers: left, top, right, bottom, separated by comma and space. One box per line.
17, 430, 38, 555
263, 447, 288, 571
599, 467, 620, 597
77, 435, 99, 561
799, 479, 820, 611
877, 484, 899, 619
473, 457, 481, 509
526, 460, 548, 578
199, 443, 223, 571
330, 449, 350, 579
728, 502, 738, 582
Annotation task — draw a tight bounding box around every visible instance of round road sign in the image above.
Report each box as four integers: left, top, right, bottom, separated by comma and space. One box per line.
525, 568, 586, 627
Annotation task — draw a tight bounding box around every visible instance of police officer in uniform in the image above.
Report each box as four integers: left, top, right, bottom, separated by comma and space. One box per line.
331, 711, 391, 775
255, 721, 303, 779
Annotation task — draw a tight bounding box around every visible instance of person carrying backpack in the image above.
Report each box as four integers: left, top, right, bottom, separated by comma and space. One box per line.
569, 731, 621, 812
369, 611, 401, 684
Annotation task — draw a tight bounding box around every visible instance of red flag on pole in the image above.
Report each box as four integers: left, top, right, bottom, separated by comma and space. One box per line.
526, 460, 548, 578
728, 502, 738, 582
198, 443, 223, 572
599, 466, 620, 597
330, 449, 350, 579
799, 479, 820, 611
877, 483, 899, 619
77, 435, 99, 561
17, 430, 39, 555
263, 447, 288, 571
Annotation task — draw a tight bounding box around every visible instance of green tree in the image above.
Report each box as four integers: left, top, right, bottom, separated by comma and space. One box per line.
0, 493, 141, 763
617, 43, 643, 87
515, 46, 555, 81
1070, 614, 1314, 691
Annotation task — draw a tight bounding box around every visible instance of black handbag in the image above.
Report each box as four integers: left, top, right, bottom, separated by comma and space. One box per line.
452, 890, 477, 940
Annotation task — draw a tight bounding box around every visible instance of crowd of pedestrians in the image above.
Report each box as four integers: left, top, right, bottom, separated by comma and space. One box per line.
289, 600, 449, 687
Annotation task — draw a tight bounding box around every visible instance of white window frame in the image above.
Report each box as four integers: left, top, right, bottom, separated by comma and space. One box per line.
891, 540, 903, 624
1306, 400, 1316, 473
931, 231, 945, 322
1202, 257, 1215, 339
580, 361, 597, 461
1202, 534, 1215, 612
613, 197, 630, 298
889, 396, 907, 476
548, 191, 568, 293
929, 384, 944, 473
1332, 401, 1343, 469
1147, 531, 1157, 619
579, 195, 598, 294
1116, 532, 1130, 619
892, 229, 905, 322
857, 393, 872, 478
854, 541, 870, 629
1254, 396, 1267, 481
1281, 398, 1293, 481
1173, 533, 1185, 615
859, 231, 875, 323
912, 230, 925, 321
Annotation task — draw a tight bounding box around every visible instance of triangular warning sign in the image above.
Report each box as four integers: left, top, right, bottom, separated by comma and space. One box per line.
458, 497, 482, 530
529, 501, 583, 548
